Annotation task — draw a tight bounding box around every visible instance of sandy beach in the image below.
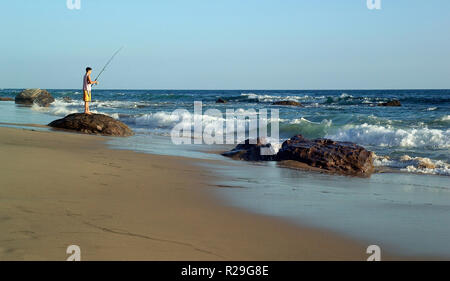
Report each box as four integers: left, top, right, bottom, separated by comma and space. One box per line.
0, 126, 376, 261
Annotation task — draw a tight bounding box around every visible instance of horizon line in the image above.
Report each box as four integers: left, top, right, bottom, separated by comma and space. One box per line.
2, 87, 450, 91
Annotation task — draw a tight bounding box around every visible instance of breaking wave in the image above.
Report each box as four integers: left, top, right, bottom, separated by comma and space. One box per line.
31, 99, 119, 118
31, 100, 79, 116
374, 154, 450, 176
240, 93, 312, 103
326, 123, 450, 148
120, 110, 282, 136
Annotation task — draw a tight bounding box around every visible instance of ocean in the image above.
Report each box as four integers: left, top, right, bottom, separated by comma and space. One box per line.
0, 88, 449, 258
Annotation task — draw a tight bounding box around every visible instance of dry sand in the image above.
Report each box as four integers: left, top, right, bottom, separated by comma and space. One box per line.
0, 126, 379, 260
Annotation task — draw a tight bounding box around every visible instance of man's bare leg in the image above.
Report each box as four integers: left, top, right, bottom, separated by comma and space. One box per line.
84, 101, 91, 114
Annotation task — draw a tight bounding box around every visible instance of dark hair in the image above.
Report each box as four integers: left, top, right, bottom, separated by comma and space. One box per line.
86, 67, 92, 72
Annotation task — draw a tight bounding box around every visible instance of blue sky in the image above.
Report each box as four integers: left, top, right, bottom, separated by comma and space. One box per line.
0, 0, 449, 89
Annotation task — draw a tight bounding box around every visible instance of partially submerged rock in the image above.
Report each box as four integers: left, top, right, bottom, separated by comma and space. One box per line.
48, 113, 134, 137
222, 138, 278, 161
377, 100, 401, 107
272, 100, 302, 107
216, 98, 227, 104
223, 134, 374, 176
277, 135, 374, 176
0, 97, 14, 101
63, 96, 73, 103
15, 89, 55, 107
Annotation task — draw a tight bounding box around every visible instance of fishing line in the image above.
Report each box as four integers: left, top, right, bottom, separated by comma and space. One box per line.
94, 46, 124, 82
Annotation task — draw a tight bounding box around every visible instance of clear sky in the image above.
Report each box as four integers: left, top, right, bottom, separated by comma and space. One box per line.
0, 0, 449, 89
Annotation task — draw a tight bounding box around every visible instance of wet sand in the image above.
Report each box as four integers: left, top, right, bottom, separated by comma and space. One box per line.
0, 126, 383, 260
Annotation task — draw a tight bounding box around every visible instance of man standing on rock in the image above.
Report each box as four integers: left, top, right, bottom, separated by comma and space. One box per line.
83, 67, 98, 114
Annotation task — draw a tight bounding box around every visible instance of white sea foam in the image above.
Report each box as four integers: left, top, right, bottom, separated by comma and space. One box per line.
241, 93, 310, 102
32, 99, 121, 118
402, 164, 450, 176
124, 110, 285, 140
290, 117, 315, 124
290, 118, 332, 127
326, 123, 450, 148
373, 154, 450, 176
94, 100, 151, 109
110, 113, 120, 119
441, 115, 450, 121
340, 93, 353, 98
31, 100, 78, 116
133, 111, 191, 128
54, 98, 150, 109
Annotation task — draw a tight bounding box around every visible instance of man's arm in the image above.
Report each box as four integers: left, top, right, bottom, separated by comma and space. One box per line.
87, 75, 98, 85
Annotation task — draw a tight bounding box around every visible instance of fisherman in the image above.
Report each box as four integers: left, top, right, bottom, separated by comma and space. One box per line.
83, 67, 98, 114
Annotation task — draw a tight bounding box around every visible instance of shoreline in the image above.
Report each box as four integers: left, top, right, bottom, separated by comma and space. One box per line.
0, 126, 391, 260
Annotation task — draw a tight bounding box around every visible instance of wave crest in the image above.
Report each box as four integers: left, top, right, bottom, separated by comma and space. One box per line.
326, 123, 450, 148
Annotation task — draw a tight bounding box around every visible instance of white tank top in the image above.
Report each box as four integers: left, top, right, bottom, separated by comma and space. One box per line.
83, 74, 91, 91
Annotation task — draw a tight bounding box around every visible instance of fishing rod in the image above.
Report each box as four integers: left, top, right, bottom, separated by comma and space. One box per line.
94, 46, 124, 82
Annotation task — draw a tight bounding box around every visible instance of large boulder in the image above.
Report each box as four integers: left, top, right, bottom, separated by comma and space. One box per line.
15, 89, 55, 107
222, 134, 374, 176
48, 113, 134, 137
0, 97, 14, 101
377, 100, 401, 107
276, 135, 374, 176
222, 138, 278, 161
272, 100, 302, 107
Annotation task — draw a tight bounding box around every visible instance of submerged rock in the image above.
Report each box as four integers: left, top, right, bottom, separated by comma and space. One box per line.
223, 134, 374, 176
216, 98, 227, 103
0, 97, 14, 101
48, 113, 134, 137
272, 100, 302, 107
63, 96, 73, 103
15, 89, 55, 107
222, 138, 278, 161
377, 100, 401, 107
400, 155, 437, 169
